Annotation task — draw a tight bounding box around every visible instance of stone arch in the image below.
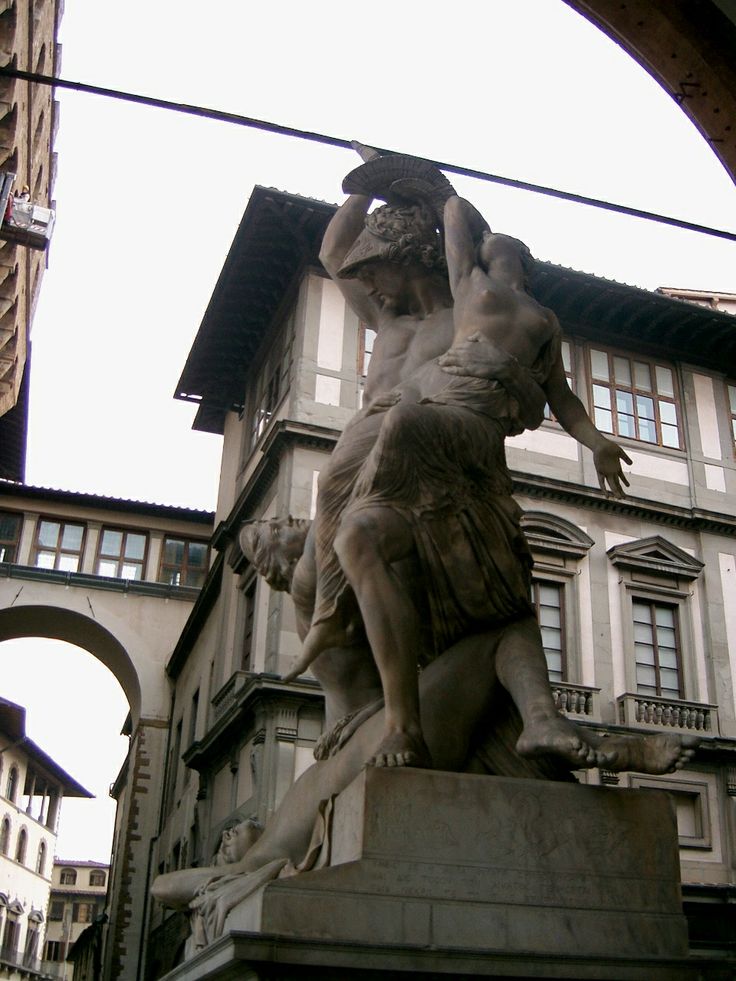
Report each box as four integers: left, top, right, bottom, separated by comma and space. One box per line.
0, 605, 140, 722
564, 1, 736, 184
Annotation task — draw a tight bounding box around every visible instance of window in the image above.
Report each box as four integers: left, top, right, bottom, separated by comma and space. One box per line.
36, 840, 46, 875
89, 869, 106, 887
633, 600, 682, 699
531, 581, 566, 682
44, 940, 64, 961
187, 690, 199, 749
358, 323, 376, 378
72, 902, 96, 923
247, 317, 294, 450
32, 519, 85, 572
48, 900, 64, 921
589, 348, 681, 448
158, 538, 209, 587
164, 719, 183, 815
24, 925, 39, 963
59, 867, 77, 885
241, 579, 257, 671
0, 511, 22, 562
6, 766, 18, 802
96, 528, 147, 580
728, 382, 736, 446
630, 776, 712, 849
3, 917, 19, 953
0, 817, 10, 853
544, 339, 574, 421
14, 827, 26, 864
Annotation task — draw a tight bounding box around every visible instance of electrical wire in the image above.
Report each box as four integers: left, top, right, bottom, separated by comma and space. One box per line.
2, 65, 735, 244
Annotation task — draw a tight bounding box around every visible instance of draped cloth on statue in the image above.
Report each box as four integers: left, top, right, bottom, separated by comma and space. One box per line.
311, 332, 560, 662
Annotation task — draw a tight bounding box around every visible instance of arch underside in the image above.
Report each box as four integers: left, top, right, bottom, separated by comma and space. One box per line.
0, 605, 140, 722
564, 0, 736, 186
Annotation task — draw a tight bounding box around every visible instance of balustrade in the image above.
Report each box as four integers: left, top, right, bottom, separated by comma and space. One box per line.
617, 692, 718, 734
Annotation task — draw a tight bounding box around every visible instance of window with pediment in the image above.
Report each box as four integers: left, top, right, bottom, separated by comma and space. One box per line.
607, 536, 713, 733
521, 512, 594, 686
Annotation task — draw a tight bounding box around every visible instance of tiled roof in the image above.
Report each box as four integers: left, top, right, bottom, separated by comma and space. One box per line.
0, 480, 214, 520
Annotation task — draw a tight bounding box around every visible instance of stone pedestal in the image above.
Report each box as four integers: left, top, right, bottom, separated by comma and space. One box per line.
167, 770, 729, 980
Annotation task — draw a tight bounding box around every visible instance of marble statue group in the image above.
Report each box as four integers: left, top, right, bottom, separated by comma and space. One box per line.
152, 146, 697, 948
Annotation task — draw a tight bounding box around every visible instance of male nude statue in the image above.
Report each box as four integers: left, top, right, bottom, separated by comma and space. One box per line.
283, 151, 633, 772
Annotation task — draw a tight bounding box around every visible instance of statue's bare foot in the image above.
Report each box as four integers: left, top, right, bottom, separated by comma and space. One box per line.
516, 716, 611, 769
600, 732, 698, 774
368, 728, 432, 769
315, 697, 385, 760
283, 619, 347, 683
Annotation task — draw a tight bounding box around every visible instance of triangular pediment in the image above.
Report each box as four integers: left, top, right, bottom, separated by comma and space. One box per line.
8, 898, 24, 915
607, 535, 704, 580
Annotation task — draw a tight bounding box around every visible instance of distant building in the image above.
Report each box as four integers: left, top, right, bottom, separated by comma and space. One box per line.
0, 483, 215, 980
43, 860, 108, 979
0, 0, 63, 481
657, 287, 736, 316
0, 699, 90, 980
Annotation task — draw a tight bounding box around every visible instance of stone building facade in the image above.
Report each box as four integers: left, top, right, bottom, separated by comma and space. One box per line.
0, 483, 215, 981
0, 699, 90, 980
0, 0, 62, 480
137, 187, 736, 976
43, 859, 108, 978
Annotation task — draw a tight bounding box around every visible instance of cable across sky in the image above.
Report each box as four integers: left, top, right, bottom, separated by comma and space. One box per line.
2, 65, 735, 245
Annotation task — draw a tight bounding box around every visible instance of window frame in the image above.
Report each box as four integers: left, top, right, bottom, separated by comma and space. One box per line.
244, 310, 295, 456
72, 901, 96, 924
586, 345, 682, 450
14, 827, 27, 864
632, 597, 684, 700
5, 766, 18, 802
727, 381, 736, 450
531, 579, 567, 683
357, 322, 376, 380
95, 526, 149, 581
157, 537, 210, 588
36, 840, 46, 876
31, 517, 87, 573
88, 869, 106, 888
629, 775, 712, 850
48, 900, 64, 921
240, 575, 257, 672
59, 867, 77, 885
0, 510, 22, 563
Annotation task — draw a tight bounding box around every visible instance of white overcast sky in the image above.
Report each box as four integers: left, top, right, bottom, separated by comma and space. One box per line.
2, 0, 735, 862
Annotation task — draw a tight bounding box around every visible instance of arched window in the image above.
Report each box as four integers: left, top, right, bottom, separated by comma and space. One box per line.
6, 766, 18, 803
0, 817, 10, 854
88, 869, 106, 887
15, 827, 27, 864
59, 868, 77, 885
36, 841, 46, 876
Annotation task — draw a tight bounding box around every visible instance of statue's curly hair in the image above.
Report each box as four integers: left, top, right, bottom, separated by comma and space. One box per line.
365, 202, 446, 273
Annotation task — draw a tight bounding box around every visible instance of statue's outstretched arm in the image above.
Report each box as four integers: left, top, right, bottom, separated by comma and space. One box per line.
545, 347, 632, 497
